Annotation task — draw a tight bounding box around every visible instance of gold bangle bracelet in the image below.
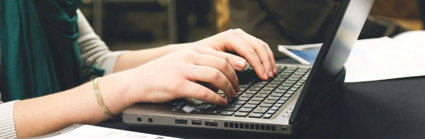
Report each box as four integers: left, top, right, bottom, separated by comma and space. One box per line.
93, 77, 114, 119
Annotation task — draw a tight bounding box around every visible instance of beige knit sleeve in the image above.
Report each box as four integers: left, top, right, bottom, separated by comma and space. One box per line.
77, 9, 128, 75
0, 100, 18, 139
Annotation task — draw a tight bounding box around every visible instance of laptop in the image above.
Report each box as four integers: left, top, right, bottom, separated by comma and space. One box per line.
123, 0, 374, 135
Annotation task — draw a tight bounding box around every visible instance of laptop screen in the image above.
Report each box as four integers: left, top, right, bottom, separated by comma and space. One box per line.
290, 0, 375, 124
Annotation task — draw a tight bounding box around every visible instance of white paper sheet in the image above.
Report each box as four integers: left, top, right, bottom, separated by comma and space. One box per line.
278, 33, 425, 83
42, 124, 179, 139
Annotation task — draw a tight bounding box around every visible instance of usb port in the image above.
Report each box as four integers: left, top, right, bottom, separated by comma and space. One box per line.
175, 119, 187, 125
192, 120, 202, 125
205, 122, 218, 127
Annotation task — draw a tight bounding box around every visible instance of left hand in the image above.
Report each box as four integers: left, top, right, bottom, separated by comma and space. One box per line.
187, 29, 277, 80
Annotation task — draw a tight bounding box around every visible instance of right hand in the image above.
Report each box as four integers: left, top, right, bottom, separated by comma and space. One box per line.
126, 48, 240, 105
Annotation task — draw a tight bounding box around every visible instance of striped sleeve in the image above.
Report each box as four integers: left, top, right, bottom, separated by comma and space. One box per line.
0, 100, 18, 139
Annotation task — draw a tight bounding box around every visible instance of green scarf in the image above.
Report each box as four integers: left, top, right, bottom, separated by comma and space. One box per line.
0, 0, 84, 101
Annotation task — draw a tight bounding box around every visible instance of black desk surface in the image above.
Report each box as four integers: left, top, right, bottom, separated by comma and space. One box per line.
99, 59, 425, 139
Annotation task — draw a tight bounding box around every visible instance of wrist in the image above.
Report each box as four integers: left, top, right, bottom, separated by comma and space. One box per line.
118, 68, 153, 105
97, 71, 134, 115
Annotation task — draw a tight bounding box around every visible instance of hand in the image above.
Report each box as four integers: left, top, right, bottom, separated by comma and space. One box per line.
127, 48, 240, 105
190, 29, 277, 80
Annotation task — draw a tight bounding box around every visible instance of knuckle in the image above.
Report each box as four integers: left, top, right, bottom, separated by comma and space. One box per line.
197, 88, 210, 98
231, 29, 241, 35
193, 46, 203, 52
223, 54, 230, 61
172, 81, 187, 96
260, 42, 268, 48
217, 59, 228, 71
211, 69, 222, 79
181, 51, 195, 61
248, 50, 257, 56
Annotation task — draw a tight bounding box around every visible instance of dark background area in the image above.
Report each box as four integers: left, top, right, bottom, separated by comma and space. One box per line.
79, 0, 423, 52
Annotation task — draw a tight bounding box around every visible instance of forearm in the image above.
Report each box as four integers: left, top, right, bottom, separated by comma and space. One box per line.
13, 71, 133, 138
113, 43, 188, 72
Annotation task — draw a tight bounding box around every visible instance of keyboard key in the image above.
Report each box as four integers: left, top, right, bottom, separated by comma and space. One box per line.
266, 96, 280, 101
273, 89, 286, 93
234, 100, 246, 105
245, 90, 257, 94
262, 87, 275, 91
263, 100, 276, 104
240, 93, 254, 98
234, 112, 249, 117
243, 104, 257, 108
274, 104, 283, 107
279, 86, 291, 90
252, 97, 264, 101
291, 74, 303, 78
284, 94, 292, 98
288, 77, 299, 81
239, 108, 253, 112
220, 111, 234, 116
247, 100, 261, 105
249, 113, 263, 118
289, 88, 298, 91
295, 82, 304, 86
277, 100, 286, 104
236, 91, 244, 95
280, 97, 290, 101
249, 86, 262, 91
285, 80, 297, 84
270, 106, 280, 111
287, 90, 296, 94
271, 93, 284, 97
225, 105, 241, 111
267, 109, 276, 114
253, 107, 269, 113
263, 113, 273, 119
268, 82, 280, 86
202, 104, 215, 110
238, 97, 250, 101
259, 103, 273, 108
206, 110, 221, 115
255, 93, 268, 98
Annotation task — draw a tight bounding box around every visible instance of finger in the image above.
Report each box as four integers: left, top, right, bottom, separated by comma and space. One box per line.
180, 81, 228, 105
186, 65, 236, 98
200, 82, 219, 92
191, 53, 240, 93
194, 47, 247, 71
234, 29, 276, 76
221, 30, 269, 80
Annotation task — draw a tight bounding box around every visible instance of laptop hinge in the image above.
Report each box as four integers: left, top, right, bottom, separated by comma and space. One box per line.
290, 67, 346, 134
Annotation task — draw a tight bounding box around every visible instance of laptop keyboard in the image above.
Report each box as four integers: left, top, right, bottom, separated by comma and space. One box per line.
171, 65, 311, 119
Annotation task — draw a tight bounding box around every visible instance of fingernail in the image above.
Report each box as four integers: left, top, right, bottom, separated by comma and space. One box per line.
233, 90, 237, 98
274, 67, 278, 74
263, 73, 268, 79
269, 71, 274, 77
237, 59, 247, 68
222, 99, 228, 105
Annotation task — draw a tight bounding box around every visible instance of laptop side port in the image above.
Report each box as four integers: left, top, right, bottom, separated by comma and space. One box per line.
175, 119, 187, 125
192, 120, 202, 125
205, 122, 218, 127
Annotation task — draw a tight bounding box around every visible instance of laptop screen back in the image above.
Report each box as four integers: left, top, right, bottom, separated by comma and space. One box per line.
290, 0, 375, 123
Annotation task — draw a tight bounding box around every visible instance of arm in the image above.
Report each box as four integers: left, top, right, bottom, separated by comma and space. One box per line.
77, 10, 276, 79
76, 9, 183, 74
13, 71, 132, 138
12, 47, 240, 138
11, 10, 277, 138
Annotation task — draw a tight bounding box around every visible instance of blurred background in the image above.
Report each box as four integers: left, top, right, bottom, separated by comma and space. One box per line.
79, 0, 425, 57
